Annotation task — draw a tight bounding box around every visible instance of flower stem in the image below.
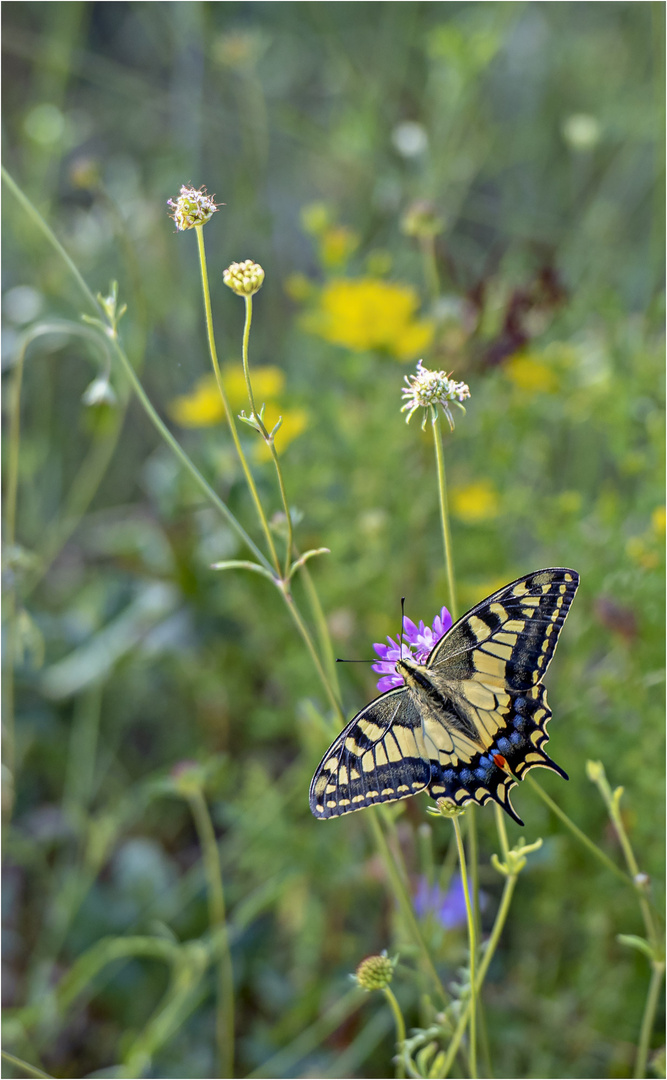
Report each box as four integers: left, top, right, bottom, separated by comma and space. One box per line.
526, 775, 633, 887
382, 986, 407, 1080
3, 334, 25, 811
195, 226, 281, 575
634, 961, 665, 1080
420, 234, 440, 303
0, 1051, 53, 1080
280, 588, 344, 722
431, 415, 457, 621
440, 871, 518, 1077
186, 787, 234, 1079
240, 295, 295, 578
452, 817, 477, 1079
298, 559, 341, 699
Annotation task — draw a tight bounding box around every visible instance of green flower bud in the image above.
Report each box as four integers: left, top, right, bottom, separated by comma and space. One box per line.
354, 951, 396, 992
223, 259, 265, 296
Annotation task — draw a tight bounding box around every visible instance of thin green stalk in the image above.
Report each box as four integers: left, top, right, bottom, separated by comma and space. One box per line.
280, 588, 344, 722
440, 873, 518, 1078
634, 961, 665, 1080
431, 415, 457, 622
383, 985, 407, 1080
240, 293, 294, 578
526, 775, 633, 887
420, 235, 440, 303
494, 803, 511, 863
3, 333, 25, 807
0, 1052, 53, 1080
452, 817, 477, 1079
2, 166, 97, 313
299, 559, 341, 698
367, 811, 448, 1006
195, 226, 281, 574
186, 787, 234, 1079
594, 776, 659, 948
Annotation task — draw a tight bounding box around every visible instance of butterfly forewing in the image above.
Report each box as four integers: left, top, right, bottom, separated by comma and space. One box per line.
309, 687, 431, 818
310, 569, 579, 825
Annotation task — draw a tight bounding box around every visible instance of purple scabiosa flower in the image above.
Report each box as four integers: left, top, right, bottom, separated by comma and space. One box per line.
414, 873, 486, 931
372, 605, 452, 692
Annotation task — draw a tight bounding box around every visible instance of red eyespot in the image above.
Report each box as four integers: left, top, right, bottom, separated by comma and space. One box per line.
493, 753, 507, 770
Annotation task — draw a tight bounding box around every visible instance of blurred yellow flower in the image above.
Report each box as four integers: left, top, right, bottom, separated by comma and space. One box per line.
170, 374, 223, 427
224, 366, 285, 410
451, 480, 500, 523
506, 353, 559, 395
626, 535, 659, 570
305, 277, 434, 360
320, 226, 359, 269
255, 404, 308, 460
651, 506, 666, 537
169, 366, 286, 427
284, 273, 314, 302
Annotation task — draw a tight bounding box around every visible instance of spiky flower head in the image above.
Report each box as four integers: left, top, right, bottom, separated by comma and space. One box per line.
167, 185, 220, 231
354, 951, 396, 992
401, 360, 470, 431
223, 259, 265, 297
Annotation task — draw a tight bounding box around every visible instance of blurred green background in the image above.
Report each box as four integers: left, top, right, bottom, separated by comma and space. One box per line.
2, 3, 665, 1078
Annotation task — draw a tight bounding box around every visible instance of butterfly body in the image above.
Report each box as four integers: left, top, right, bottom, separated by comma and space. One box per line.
310, 568, 579, 826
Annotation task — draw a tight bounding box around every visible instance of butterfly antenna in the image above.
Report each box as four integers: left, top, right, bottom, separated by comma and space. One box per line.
400, 596, 406, 659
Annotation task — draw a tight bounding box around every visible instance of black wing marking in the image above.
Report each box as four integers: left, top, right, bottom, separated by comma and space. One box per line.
309, 687, 431, 819
429, 568, 580, 688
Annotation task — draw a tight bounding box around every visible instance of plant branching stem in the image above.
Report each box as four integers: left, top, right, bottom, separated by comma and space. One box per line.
441, 872, 518, 1078
241, 294, 294, 579
195, 226, 281, 574
526, 775, 633, 886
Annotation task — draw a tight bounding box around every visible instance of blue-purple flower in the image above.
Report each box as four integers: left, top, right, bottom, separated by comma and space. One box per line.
372, 605, 452, 692
414, 873, 486, 931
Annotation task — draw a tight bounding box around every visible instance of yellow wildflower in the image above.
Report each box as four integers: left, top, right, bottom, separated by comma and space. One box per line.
223, 366, 285, 411
305, 277, 434, 361
451, 480, 500, 523
319, 226, 359, 270
506, 353, 559, 395
651, 506, 666, 537
254, 404, 308, 461
169, 366, 286, 427
626, 536, 659, 570
169, 374, 223, 427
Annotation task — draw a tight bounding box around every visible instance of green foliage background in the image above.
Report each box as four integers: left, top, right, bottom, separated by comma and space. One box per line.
2, 3, 664, 1078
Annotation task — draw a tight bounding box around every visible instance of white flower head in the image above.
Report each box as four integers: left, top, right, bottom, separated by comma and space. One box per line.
401, 360, 470, 430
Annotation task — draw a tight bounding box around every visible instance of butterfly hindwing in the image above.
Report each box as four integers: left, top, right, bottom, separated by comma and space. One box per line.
309, 687, 431, 818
